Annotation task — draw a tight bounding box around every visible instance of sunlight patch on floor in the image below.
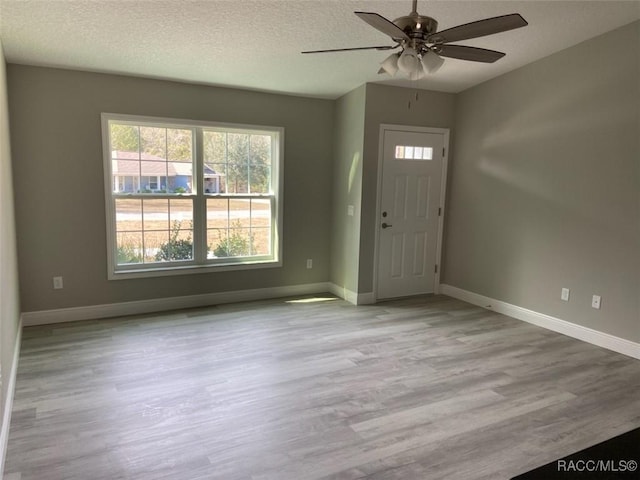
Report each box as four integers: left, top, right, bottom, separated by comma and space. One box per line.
285, 297, 339, 304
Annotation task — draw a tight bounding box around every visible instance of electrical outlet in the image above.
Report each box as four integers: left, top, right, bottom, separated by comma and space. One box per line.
53, 276, 63, 289
561, 288, 570, 301
347, 205, 354, 216
306, 259, 313, 269
592, 295, 601, 309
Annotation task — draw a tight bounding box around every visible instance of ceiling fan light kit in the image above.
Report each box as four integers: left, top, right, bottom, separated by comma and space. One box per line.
302, 0, 528, 80
379, 52, 400, 75
397, 47, 424, 79
422, 49, 445, 74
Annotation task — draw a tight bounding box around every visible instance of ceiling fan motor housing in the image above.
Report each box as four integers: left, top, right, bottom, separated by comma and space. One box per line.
393, 14, 438, 40
393, 14, 438, 55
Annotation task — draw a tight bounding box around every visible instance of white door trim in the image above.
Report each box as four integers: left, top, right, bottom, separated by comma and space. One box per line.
373, 124, 450, 302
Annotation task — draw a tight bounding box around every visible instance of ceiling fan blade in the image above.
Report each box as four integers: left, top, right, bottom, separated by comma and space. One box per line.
437, 45, 505, 63
429, 13, 527, 44
302, 45, 397, 54
355, 11, 410, 42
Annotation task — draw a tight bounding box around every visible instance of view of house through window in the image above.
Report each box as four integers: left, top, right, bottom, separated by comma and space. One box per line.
103, 114, 283, 277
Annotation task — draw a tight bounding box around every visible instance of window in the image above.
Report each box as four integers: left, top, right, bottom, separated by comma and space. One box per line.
102, 114, 283, 279
395, 145, 433, 160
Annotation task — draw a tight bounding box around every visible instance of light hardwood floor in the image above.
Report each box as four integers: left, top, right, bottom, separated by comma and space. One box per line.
4, 294, 640, 480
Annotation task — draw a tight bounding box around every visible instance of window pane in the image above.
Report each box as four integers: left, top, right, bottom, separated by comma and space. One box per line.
167, 161, 192, 193
423, 147, 433, 160
252, 228, 271, 255
203, 131, 226, 163
204, 164, 225, 193
227, 133, 249, 194
229, 199, 250, 228
207, 198, 228, 229
405, 146, 414, 159
414, 147, 423, 159
218, 227, 253, 257
169, 199, 192, 225
115, 198, 144, 266
112, 160, 140, 193
111, 125, 196, 195
251, 199, 271, 227
250, 135, 271, 165
208, 229, 227, 259
110, 124, 139, 157
115, 199, 142, 233
251, 198, 271, 256
169, 199, 193, 257
167, 128, 192, 162
116, 232, 143, 264
162, 224, 193, 261
140, 160, 166, 174
140, 126, 166, 161
395, 146, 404, 159
140, 161, 167, 192
144, 231, 168, 262
249, 165, 270, 194
227, 164, 248, 194
227, 133, 249, 163
143, 199, 169, 232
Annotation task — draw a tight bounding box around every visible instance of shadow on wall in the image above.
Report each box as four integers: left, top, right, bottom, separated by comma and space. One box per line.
477, 61, 635, 239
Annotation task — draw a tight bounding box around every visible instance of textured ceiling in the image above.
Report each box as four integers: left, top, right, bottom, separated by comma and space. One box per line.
0, 0, 639, 99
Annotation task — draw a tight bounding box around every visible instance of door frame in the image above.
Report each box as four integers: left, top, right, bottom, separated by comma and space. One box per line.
373, 124, 450, 301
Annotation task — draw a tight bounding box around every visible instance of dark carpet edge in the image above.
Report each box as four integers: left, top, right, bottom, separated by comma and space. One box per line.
511, 427, 640, 479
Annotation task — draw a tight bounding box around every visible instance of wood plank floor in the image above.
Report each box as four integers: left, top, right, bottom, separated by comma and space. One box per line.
4, 294, 640, 480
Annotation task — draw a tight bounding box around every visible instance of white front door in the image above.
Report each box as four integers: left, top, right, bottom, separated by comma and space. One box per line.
376, 126, 448, 300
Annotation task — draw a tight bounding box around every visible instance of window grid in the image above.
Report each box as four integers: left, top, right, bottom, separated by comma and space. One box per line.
103, 114, 282, 278
395, 145, 433, 160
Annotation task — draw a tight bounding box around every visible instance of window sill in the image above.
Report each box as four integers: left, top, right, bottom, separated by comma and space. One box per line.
109, 259, 282, 280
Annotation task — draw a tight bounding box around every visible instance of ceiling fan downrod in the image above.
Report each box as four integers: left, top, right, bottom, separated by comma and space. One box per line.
394, 2, 438, 48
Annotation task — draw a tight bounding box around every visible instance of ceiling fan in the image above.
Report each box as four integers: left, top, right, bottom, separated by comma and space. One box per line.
302, 0, 528, 80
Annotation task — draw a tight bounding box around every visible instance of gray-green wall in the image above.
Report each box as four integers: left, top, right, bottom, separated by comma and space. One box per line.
443, 21, 640, 342
0, 38, 21, 459
330, 85, 365, 296
8, 66, 334, 312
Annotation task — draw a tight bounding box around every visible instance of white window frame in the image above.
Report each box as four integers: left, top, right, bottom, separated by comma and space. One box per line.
101, 113, 284, 280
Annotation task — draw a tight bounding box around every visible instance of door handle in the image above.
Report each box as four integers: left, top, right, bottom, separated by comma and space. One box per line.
382, 222, 392, 229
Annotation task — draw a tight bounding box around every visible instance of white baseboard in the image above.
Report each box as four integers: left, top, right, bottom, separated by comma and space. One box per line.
328, 284, 375, 305
440, 284, 640, 360
357, 292, 376, 305
328, 283, 357, 304
0, 316, 22, 475
22, 282, 332, 326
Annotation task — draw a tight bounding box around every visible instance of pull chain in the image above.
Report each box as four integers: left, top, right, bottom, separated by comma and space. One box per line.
408, 88, 420, 110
